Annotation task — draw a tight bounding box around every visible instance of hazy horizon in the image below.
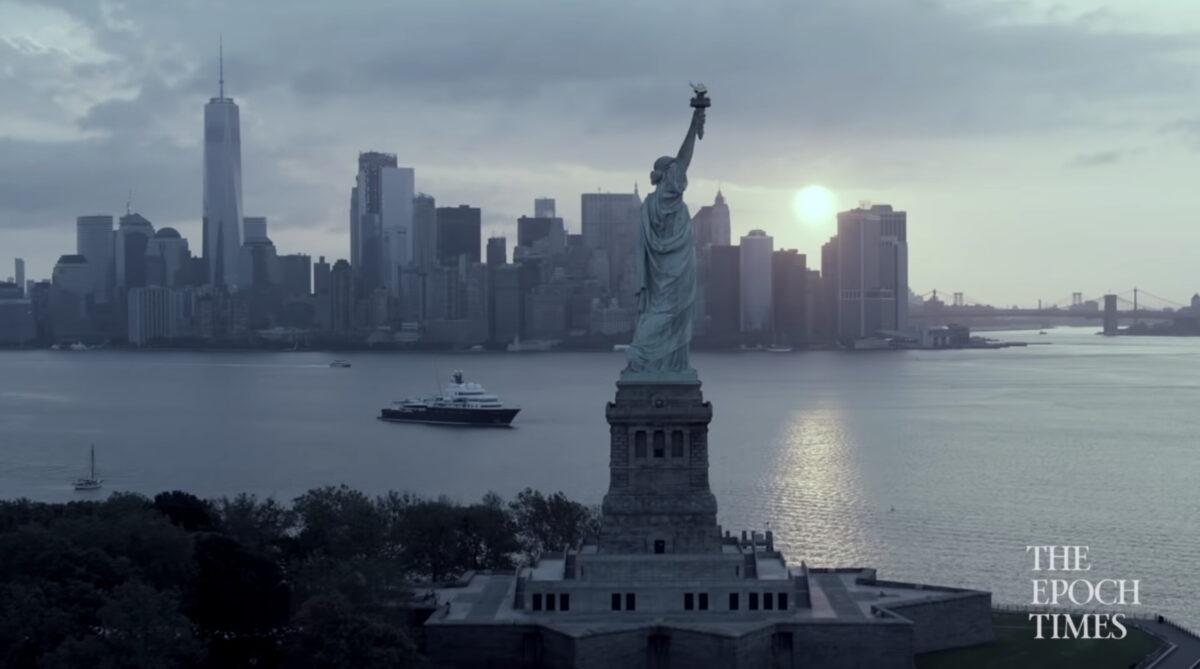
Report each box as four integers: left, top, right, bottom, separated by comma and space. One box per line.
4, 0, 1200, 306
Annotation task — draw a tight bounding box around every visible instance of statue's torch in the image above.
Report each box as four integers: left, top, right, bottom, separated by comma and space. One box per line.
690, 83, 710, 140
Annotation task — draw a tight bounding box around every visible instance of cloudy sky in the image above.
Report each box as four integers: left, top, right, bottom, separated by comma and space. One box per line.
3, 0, 1200, 305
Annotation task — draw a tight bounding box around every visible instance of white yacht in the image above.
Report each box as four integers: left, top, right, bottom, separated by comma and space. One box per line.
380, 370, 520, 426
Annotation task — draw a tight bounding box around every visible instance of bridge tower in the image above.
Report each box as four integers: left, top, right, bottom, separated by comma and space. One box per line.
1103, 294, 1118, 336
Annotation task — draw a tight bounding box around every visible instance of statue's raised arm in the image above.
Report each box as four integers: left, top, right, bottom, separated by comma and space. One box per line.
676, 84, 709, 172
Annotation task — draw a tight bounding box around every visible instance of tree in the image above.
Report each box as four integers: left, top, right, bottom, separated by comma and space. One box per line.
455, 496, 519, 571
186, 533, 290, 634
44, 581, 203, 669
216, 493, 296, 558
393, 499, 462, 583
509, 488, 600, 558
153, 491, 218, 532
285, 594, 421, 669
292, 486, 385, 560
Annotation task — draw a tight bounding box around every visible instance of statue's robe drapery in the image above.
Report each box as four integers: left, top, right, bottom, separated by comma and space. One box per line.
624, 159, 695, 377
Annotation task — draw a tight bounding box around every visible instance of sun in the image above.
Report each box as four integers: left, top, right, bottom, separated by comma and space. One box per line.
792, 185, 837, 226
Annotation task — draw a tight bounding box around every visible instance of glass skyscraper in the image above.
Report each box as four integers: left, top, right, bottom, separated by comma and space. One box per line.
203, 47, 244, 289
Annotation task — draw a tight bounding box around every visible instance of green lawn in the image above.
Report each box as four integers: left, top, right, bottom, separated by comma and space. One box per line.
916, 613, 1163, 669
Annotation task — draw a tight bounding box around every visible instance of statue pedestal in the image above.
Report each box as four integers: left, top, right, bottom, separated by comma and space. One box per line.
598, 377, 722, 554
618, 367, 699, 384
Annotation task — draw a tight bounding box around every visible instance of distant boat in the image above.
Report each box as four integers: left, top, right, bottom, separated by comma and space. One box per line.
329, 359, 352, 368
852, 337, 892, 350
73, 445, 102, 491
766, 344, 793, 353
612, 344, 630, 352
506, 338, 556, 352
1038, 330, 1048, 335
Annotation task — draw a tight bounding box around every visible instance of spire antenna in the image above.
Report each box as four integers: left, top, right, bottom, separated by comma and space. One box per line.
219, 35, 224, 98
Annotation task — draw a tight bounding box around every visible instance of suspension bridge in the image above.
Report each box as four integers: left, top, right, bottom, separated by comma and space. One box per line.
909, 288, 1194, 328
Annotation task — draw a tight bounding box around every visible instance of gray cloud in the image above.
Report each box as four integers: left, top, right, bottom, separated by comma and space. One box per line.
1162, 117, 1200, 148
1066, 148, 1141, 168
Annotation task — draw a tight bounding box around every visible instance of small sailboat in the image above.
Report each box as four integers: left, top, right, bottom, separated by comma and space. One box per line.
73, 445, 102, 491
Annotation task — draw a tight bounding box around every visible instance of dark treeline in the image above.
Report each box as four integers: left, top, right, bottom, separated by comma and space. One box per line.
0, 486, 598, 668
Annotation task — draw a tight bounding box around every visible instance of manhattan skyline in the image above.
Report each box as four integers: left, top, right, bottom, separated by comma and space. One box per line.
5, 1, 1200, 304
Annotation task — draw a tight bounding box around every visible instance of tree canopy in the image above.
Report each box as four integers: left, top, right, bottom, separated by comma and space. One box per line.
0, 486, 598, 667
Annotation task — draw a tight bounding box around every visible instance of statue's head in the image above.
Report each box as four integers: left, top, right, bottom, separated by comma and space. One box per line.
650, 156, 674, 185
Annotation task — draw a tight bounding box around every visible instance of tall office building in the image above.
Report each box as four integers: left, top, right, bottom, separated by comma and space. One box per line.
516, 216, 566, 256
581, 192, 641, 301
313, 256, 331, 295
381, 167, 414, 293
128, 286, 190, 345
831, 204, 908, 342
76, 215, 114, 303
115, 212, 154, 289
412, 193, 438, 270
350, 152, 414, 294
772, 249, 808, 346
818, 237, 839, 343
51, 255, 92, 339
243, 216, 268, 242
330, 259, 354, 332
739, 230, 773, 335
486, 236, 507, 345
692, 190, 731, 248
534, 197, 556, 218
278, 254, 312, 297
52, 256, 92, 297
490, 264, 522, 344
0, 281, 35, 343
706, 245, 740, 343
486, 237, 507, 266
240, 236, 278, 289
145, 228, 189, 287
203, 45, 243, 289
692, 191, 730, 337
436, 205, 481, 266
13, 259, 24, 298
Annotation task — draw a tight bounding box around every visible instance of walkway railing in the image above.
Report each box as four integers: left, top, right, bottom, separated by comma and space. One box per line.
992, 603, 1200, 668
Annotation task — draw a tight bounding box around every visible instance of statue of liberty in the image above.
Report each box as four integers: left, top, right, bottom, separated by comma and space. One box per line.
623, 85, 709, 381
